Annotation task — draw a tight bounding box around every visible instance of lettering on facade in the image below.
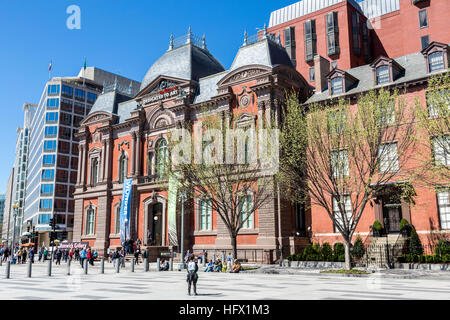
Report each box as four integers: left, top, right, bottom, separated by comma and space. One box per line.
142, 80, 180, 104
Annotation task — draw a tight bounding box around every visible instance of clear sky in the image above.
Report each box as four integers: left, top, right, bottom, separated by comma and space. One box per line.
0, 0, 364, 194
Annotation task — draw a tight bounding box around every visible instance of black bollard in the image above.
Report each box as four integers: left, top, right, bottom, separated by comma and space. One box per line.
130, 258, 135, 272
144, 258, 149, 272
83, 259, 88, 274
100, 259, 104, 274
5, 261, 10, 279
202, 256, 206, 267
169, 257, 173, 271
115, 259, 120, 273
27, 260, 32, 278
47, 259, 52, 277
67, 259, 71, 275
156, 258, 160, 272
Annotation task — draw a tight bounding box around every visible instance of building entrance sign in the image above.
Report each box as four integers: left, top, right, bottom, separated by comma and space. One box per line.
120, 179, 133, 244
142, 80, 180, 104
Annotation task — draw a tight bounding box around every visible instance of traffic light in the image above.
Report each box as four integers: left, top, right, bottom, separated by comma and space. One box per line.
62, 231, 68, 239
50, 232, 56, 241
27, 225, 30, 232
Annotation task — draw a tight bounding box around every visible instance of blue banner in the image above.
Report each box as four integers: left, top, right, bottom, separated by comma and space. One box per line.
120, 178, 133, 245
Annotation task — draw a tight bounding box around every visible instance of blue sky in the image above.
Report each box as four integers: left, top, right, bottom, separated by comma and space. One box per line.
0, 0, 365, 193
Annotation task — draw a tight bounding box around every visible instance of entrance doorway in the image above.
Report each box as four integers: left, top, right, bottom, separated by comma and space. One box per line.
383, 203, 402, 233
148, 203, 163, 246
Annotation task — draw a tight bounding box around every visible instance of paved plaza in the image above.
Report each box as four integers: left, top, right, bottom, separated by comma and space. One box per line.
0, 261, 449, 300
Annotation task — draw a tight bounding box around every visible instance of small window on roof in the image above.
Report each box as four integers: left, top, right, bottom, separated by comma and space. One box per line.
331, 77, 343, 95
429, 52, 445, 72
376, 65, 390, 85
309, 68, 315, 82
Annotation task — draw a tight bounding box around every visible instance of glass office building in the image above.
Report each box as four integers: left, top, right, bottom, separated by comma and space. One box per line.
23, 67, 140, 245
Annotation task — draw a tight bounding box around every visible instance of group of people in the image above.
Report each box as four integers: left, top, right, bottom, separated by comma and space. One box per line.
204, 257, 242, 273
0, 246, 35, 264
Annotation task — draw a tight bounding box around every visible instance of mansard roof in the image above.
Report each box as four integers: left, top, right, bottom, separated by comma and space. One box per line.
139, 42, 225, 93
89, 90, 134, 116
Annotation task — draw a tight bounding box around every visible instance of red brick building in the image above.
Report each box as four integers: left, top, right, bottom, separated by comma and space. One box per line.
73, 32, 311, 262
72, 1, 449, 261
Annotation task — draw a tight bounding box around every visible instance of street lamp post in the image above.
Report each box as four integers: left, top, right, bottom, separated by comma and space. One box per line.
11, 203, 20, 257
179, 192, 187, 269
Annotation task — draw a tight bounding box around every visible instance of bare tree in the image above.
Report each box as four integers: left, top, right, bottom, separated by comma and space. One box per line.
279, 88, 417, 269
168, 112, 276, 260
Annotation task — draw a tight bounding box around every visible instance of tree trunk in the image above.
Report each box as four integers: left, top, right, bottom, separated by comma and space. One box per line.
344, 240, 352, 270
231, 234, 237, 261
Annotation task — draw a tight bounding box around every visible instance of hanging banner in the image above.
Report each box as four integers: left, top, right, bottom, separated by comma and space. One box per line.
167, 174, 179, 246
120, 178, 133, 245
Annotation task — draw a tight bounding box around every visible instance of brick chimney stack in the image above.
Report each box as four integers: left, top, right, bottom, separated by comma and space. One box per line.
314, 55, 330, 93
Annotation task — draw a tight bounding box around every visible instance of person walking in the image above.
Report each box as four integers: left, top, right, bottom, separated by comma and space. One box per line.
55, 249, 62, 265
112, 248, 120, 268
43, 247, 48, 261
69, 248, 74, 262
87, 248, 94, 266
107, 247, 111, 263
134, 246, 141, 265
22, 249, 27, 264
80, 247, 87, 267
38, 247, 43, 262
17, 249, 22, 264
74, 248, 80, 261
186, 256, 199, 296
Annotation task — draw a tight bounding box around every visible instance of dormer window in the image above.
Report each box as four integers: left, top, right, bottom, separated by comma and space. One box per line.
376, 66, 390, 85
327, 69, 358, 96
331, 77, 343, 95
422, 42, 450, 74
429, 52, 445, 72
370, 56, 405, 86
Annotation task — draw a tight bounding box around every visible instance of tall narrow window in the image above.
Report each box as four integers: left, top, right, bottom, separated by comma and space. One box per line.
86, 208, 95, 235
91, 158, 99, 185
240, 194, 254, 229
199, 199, 212, 231
419, 9, 428, 28
362, 22, 372, 63
421, 35, 430, 50
333, 196, 352, 232
304, 20, 317, 62
351, 12, 361, 56
119, 155, 127, 183
309, 67, 315, 82
378, 143, 399, 172
284, 27, 296, 66
330, 150, 349, 178
437, 190, 450, 230
432, 136, 450, 167
115, 203, 121, 234
326, 12, 339, 56
156, 139, 168, 178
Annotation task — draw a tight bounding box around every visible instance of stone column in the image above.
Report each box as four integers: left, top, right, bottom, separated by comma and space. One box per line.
94, 195, 111, 257
130, 132, 136, 176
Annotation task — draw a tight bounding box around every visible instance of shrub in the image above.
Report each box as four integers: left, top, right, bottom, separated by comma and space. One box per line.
399, 218, 410, 231
434, 239, 450, 256
333, 243, 345, 261
433, 255, 442, 263
286, 254, 294, 261
405, 254, 413, 263
408, 228, 423, 256
352, 237, 365, 259
321, 242, 333, 261
425, 255, 434, 263
373, 220, 382, 231
442, 254, 450, 263
295, 253, 303, 261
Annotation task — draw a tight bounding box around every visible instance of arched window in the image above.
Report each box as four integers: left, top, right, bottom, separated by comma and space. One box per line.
86, 208, 96, 235
156, 139, 168, 178
118, 154, 127, 183
115, 202, 121, 234
91, 158, 99, 185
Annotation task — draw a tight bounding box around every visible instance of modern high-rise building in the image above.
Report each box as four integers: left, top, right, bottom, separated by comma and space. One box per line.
2, 169, 14, 245
7, 103, 37, 244
0, 194, 5, 240
24, 67, 140, 246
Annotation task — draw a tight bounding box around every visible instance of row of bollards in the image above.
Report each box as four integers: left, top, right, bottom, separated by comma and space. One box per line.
3, 257, 156, 279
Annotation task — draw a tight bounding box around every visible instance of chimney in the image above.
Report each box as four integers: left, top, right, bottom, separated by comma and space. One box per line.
314, 55, 330, 93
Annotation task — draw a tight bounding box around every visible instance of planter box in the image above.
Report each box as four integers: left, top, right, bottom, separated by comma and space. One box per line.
394, 262, 450, 271
283, 260, 346, 269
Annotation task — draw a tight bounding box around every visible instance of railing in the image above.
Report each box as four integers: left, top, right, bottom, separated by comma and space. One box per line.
245, 32, 283, 48
172, 33, 205, 50
193, 248, 275, 264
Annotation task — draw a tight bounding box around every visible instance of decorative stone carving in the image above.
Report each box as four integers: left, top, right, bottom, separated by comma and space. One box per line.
240, 95, 250, 108
118, 140, 130, 151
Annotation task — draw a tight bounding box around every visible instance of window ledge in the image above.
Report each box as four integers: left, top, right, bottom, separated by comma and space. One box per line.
194, 230, 217, 236
109, 234, 120, 239
82, 235, 96, 240
238, 228, 259, 235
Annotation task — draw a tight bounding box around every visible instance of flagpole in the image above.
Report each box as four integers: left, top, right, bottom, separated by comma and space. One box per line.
83, 56, 86, 87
